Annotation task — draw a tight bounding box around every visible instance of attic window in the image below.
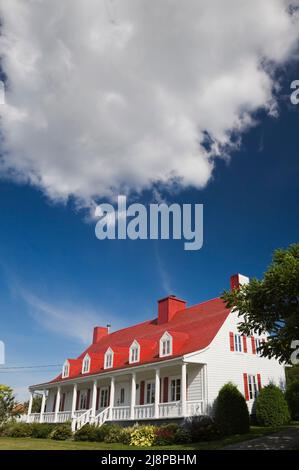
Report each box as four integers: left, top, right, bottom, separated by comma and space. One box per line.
104, 348, 114, 369
159, 332, 173, 357
82, 354, 90, 374
62, 360, 69, 378
129, 340, 140, 364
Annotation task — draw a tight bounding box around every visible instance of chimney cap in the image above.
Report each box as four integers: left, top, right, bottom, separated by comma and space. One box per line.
158, 294, 186, 303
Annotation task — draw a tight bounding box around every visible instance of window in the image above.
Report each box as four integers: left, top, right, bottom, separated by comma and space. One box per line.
248, 375, 258, 400
104, 348, 114, 369
82, 354, 90, 374
120, 388, 125, 405
159, 332, 173, 357
255, 338, 261, 355
79, 390, 88, 409
129, 340, 140, 364
170, 378, 181, 402
62, 361, 69, 378
234, 334, 242, 352
146, 382, 155, 404
99, 387, 109, 408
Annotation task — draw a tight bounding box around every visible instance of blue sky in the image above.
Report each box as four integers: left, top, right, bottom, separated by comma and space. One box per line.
0, 1, 299, 401
1, 70, 298, 400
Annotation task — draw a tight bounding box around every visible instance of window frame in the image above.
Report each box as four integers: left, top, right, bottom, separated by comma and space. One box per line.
234, 334, 243, 352
248, 374, 258, 400
169, 376, 181, 402
62, 360, 70, 378
104, 347, 114, 369
159, 332, 173, 358
129, 340, 140, 364
145, 380, 156, 404
82, 354, 90, 374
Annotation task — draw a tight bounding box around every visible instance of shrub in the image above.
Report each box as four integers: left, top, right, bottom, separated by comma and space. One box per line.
256, 384, 290, 426
0, 422, 32, 438
214, 382, 250, 436
74, 424, 98, 442
285, 380, 299, 420
154, 427, 175, 445
50, 423, 72, 440
98, 424, 123, 443
130, 425, 156, 447
30, 423, 54, 439
184, 415, 220, 441
174, 426, 192, 444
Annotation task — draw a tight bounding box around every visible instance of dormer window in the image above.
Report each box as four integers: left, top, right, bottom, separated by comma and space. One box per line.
129, 340, 140, 364
160, 332, 173, 357
82, 354, 90, 374
104, 347, 114, 369
62, 360, 70, 378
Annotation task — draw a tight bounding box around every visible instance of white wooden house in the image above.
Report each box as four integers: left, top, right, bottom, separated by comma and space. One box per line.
27, 274, 286, 430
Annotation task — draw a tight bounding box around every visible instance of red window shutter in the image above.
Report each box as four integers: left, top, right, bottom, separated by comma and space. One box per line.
242, 336, 247, 353
257, 373, 262, 391
52, 393, 57, 412
159, 378, 162, 402
87, 389, 91, 409
229, 332, 234, 351
251, 337, 256, 354
96, 387, 99, 410
76, 390, 80, 410
163, 377, 169, 403
243, 373, 249, 401
60, 393, 65, 412
140, 381, 145, 405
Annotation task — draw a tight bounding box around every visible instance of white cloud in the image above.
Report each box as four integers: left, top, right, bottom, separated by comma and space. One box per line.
19, 288, 122, 344
0, 0, 299, 207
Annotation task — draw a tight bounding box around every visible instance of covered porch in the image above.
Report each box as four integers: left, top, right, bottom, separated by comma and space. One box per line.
27, 360, 207, 430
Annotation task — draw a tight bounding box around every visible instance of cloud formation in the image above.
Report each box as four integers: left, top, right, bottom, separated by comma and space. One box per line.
20, 288, 123, 344
0, 0, 299, 207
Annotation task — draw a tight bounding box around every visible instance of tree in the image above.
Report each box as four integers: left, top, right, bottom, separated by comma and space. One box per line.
214, 382, 249, 435
222, 244, 299, 363
0, 384, 16, 424
23, 394, 42, 413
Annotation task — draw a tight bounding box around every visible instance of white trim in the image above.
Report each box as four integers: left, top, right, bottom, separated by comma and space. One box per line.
82, 354, 91, 374
159, 331, 173, 358
104, 347, 114, 369
129, 340, 140, 364
62, 360, 70, 379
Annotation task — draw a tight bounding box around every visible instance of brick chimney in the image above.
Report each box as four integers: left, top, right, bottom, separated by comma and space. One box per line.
230, 273, 249, 291
157, 295, 186, 324
92, 326, 109, 344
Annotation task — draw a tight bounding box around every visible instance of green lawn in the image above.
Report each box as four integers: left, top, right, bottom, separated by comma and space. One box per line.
0, 425, 293, 450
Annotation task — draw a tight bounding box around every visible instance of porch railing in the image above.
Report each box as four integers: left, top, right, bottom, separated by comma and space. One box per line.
27, 400, 205, 427
111, 406, 130, 421
159, 401, 182, 418
134, 404, 154, 419
187, 400, 204, 416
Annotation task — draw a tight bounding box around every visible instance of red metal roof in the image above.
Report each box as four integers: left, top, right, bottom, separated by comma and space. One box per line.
48, 297, 230, 384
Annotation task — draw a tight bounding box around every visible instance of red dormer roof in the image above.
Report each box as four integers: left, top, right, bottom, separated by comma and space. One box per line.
48, 296, 230, 384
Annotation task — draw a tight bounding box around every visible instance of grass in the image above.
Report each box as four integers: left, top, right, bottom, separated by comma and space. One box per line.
0, 425, 296, 450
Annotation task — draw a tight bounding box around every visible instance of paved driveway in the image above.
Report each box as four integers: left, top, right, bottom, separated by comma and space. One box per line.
224, 427, 299, 450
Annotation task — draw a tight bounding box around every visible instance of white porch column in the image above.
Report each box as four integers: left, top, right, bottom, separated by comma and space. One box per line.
39, 391, 46, 423
54, 386, 61, 423
91, 380, 98, 420
154, 368, 160, 418
27, 392, 33, 423
71, 383, 77, 418
130, 373, 136, 420
181, 362, 187, 417
109, 377, 115, 420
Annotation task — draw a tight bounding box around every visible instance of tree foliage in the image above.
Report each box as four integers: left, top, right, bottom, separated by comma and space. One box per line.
214, 382, 249, 436
222, 244, 299, 363
0, 384, 16, 424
